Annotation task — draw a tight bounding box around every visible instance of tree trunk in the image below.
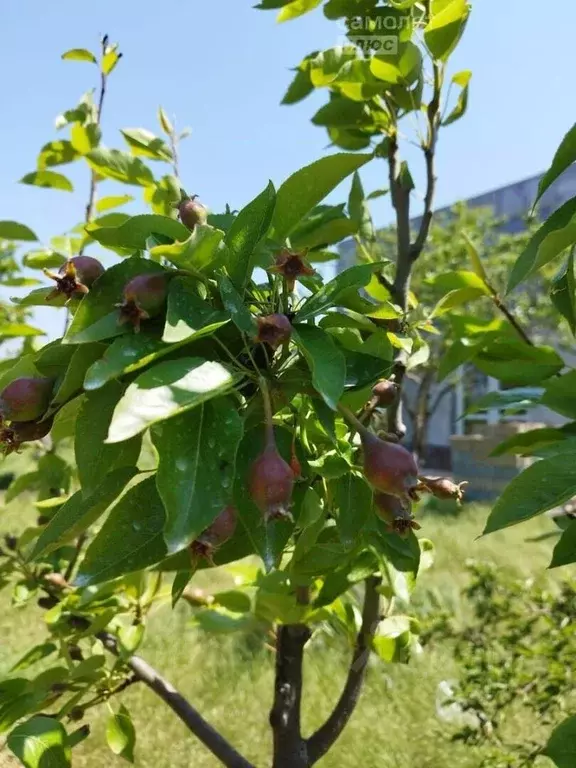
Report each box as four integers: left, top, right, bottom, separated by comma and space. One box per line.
270, 625, 311, 768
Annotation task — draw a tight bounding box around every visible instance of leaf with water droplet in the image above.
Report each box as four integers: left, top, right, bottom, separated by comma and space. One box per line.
152, 399, 243, 553
163, 276, 229, 343
75, 381, 142, 497
75, 476, 167, 587
106, 358, 241, 443
84, 334, 189, 391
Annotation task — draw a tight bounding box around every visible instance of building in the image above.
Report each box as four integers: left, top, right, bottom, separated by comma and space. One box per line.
339, 167, 576, 496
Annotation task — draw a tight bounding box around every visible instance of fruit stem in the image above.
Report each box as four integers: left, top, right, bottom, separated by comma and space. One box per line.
337, 404, 369, 438
259, 376, 275, 446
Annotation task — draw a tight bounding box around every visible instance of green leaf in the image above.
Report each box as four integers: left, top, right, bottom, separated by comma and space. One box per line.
543, 715, 576, 767
118, 625, 144, 655
62, 48, 97, 63
551, 250, 576, 334
271, 153, 372, 242
37, 140, 79, 169
429, 286, 487, 317
0, 354, 39, 392
158, 106, 173, 135
474, 340, 563, 386
64, 258, 166, 344
84, 335, 179, 390
225, 181, 276, 289
535, 123, 576, 207
31, 468, 138, 560
22, 250, 66, 269
442, 70, 472, 126
70, 123, 102, 154
75, 476, 167, 586
0, 277, 41, 287
11, 288, 66, 310
293, 324, 346, 410
102, 47, 121, 75
490, 427, 565, 457
483, 451, 576, 535
541, 371, 576, 419
213, 590, 252, 613
424, 0, 470, 61
461, 230, 489, 284
149, 225, 225, 272
152, 400, 243, 553
7, 716, 71, 768
11, 644, 57, 672
370, 42, 422, 85
163, 277, 229, 343
550, 520, 576, 568
20, 171, 73, 192
88, 214, 188, 253
86, 148, 154, 186
372, 616, 413, 663
348, 171, 374, 243
0, 323, 45, 338
76, 382, 142, 496
106, 705, 135, 763
106, 358, 240, 443
219, 276, 257, 335
282, 63, 314, 105
277, 0, 322, 21
121, 128, 172, 162
96, 195, 134, 213
465, 388, 542, 416
295, 263, 376, 321
0, 221, 37, 241
507, 196, 576, 292
51, 343, 106, 405
332, 473, 372, 547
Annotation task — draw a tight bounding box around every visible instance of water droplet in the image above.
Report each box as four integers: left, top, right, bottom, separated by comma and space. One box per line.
221, 477, 230, 489
176, 458, 188, 472
208, 438, 216, 449
122, 349, 135, 358
132, 522, 142, 532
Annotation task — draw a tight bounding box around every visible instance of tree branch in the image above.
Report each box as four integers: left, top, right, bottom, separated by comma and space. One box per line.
78, 37, 111, 256
98, 632, 254, 768
306, 577, 381, 764
492, 295, 534, 347
410, 60, 441, 262
385, 45, 443, 438
429, 381, 454, 417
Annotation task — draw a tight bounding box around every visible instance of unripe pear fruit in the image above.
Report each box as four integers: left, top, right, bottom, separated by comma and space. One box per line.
0, 377, 54, 423
64, 256, 104, 287
371, 379, 399, 407
117, 273, 168, 332
419, 476, 467, 503
374, 492, 421, 537
360, 427, 419, 503
191, 505, 238, 564
1, 416, 54, 455
178, 196, 208, 231
255, 314, 292, 350
45, 256, 104, 300
249, 432, 294, 521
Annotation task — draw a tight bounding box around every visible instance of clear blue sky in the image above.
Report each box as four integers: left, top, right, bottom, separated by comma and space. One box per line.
1, 0, 575, 336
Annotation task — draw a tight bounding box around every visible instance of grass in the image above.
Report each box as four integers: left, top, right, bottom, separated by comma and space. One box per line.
0, 498, 564, 767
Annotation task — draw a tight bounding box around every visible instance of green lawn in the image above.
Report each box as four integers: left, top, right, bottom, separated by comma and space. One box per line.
0, 499, 563, 767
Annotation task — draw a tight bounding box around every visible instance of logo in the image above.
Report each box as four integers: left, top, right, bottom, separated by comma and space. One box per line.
348, 35, 398, 55
337, 13, 409, 56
